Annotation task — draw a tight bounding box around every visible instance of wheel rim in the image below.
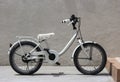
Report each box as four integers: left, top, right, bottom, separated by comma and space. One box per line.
13, 45, 40, 72
76, 45, 103, 72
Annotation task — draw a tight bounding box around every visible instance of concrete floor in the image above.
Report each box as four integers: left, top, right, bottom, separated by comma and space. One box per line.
0, 66, 114, 82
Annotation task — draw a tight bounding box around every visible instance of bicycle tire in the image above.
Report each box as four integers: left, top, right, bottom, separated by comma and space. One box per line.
9, 41, 43, 75
73, 43, 107, 75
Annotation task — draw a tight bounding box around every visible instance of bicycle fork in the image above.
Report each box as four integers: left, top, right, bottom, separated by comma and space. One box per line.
78, 40, 89, 58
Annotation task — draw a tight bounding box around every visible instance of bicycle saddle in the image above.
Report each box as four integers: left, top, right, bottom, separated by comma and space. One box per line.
37, 33, 55, 40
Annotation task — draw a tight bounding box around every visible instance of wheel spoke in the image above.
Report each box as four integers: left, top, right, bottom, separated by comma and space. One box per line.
14, 52, 23, 56
26, 62, 29, 71
89, 60, 97, 70
89, 45, 93, 59
77, 57, 90, 59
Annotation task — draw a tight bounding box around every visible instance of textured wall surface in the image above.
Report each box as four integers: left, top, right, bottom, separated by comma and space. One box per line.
0, 0, 120, 65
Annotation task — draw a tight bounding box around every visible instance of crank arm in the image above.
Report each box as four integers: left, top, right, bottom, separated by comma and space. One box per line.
27, 56, 45, 60
30, 51, 46, 56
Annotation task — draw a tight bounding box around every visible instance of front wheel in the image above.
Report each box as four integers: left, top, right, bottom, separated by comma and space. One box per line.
73, 43, 107, 75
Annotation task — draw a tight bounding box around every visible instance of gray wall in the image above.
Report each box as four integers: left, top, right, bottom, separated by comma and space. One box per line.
0, 0, 120, 65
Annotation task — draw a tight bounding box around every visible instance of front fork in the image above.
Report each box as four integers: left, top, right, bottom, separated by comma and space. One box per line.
78, 40, 89, 58
78, 39, 93, 60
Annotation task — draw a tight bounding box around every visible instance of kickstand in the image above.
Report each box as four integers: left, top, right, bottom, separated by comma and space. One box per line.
55, 62, 61, 66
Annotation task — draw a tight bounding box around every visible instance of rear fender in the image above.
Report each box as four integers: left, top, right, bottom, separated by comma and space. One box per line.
8, 39, 40, 55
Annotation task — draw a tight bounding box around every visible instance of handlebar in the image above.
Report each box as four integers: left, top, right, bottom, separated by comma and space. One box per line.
62, 14, 80, 30
62, 14, 83, 41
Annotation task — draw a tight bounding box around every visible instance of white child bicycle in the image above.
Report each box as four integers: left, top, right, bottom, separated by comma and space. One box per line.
9, 14, 107, 75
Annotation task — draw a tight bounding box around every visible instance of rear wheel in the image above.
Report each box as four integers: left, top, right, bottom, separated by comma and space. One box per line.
73, 43, 107, 75
9, 41, 43, 75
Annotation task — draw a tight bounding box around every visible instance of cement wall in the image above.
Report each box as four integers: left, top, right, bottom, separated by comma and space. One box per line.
0, 0, 120, 65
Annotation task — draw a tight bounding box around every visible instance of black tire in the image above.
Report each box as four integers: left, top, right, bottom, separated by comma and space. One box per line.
73, 43, 107, 75
9, 41, 43, 75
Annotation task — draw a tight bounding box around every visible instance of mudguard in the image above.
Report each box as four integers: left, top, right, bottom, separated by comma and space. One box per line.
71, 41, 97, 61
8, 39, 40, 55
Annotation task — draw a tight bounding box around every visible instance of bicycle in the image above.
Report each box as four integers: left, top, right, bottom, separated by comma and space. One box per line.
8, 14, 107, 75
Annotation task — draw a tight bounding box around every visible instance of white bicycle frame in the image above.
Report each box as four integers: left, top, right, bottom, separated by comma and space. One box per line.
13, 30, 78, 55
8, 17, 95, 64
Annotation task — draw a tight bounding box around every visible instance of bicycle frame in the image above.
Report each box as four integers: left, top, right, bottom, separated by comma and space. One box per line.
58, 30, 78, 56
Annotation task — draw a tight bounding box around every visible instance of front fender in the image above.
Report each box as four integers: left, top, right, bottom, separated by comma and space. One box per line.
8, 39, 39, 55
71, 41, 97, 61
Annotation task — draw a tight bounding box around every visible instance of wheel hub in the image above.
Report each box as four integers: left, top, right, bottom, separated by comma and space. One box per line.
22, 53, 30, 63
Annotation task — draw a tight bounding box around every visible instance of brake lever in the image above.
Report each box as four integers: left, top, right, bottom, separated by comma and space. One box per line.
67, 21, 74, 26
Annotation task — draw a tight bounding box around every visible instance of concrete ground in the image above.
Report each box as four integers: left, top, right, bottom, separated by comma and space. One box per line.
0, 66, 114, 82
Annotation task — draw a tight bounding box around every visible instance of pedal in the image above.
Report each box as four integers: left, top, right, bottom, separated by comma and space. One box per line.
55, 62, 61, 66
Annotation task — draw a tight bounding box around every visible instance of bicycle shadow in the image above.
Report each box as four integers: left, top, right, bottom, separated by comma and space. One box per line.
15, 72, 110, 77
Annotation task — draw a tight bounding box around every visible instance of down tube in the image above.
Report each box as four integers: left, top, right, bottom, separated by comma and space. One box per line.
59, 32, 77, 56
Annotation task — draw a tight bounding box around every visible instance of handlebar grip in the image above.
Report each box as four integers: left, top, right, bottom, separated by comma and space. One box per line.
62, 19, 70, 23
62, 14, 80, 30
